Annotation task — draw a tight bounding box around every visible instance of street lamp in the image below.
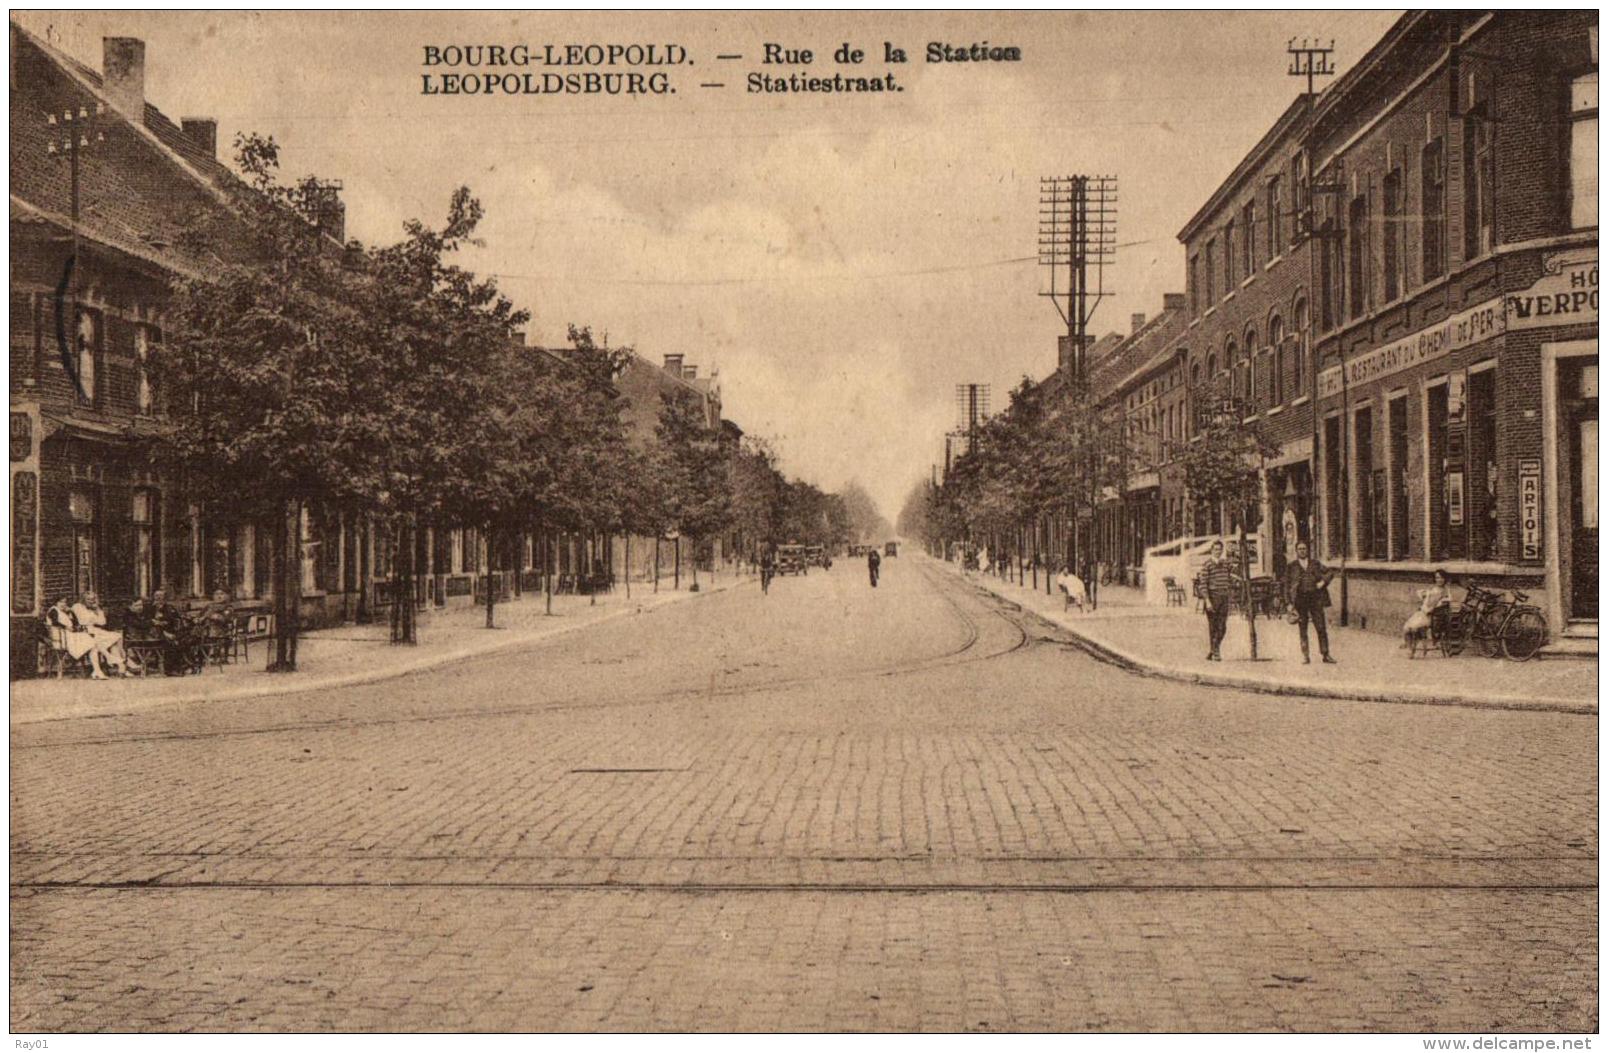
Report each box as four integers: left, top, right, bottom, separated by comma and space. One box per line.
44, 100, 105, 402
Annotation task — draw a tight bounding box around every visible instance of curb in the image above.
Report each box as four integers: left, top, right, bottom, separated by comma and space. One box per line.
946, 565, 1596, 717
12, 575, 752, 726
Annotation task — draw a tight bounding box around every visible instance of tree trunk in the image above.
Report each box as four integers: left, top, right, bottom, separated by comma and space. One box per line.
691, 537, 699, 589
1239, 507, 1259, 660
653, 536, 660, 593
625, 534, 632, 599
485, 524, 497, 628
544, 528, 554, 616
674, 537, 681, 590
270, 498, 300, 672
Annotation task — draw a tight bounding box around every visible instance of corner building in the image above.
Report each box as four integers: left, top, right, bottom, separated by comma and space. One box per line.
1302, 11, 1597, 640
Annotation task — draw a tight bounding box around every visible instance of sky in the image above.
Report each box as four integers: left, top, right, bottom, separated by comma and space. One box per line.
17, 10, 1401, 523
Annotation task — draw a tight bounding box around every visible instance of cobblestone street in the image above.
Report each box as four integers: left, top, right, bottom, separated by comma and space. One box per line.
10, 558, 1598, 1031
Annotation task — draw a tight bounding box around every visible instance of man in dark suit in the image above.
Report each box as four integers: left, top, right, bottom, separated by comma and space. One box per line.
1284, 541, 1337, 664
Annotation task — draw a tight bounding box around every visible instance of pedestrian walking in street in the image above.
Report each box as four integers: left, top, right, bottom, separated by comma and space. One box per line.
1195, 541, 1235, 661
867, 547, 881, 588
1284, 541, 1337, 665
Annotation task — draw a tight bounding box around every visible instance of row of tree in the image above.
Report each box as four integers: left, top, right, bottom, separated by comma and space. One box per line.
898, 366, 1276, 647
152, 134, 868, 671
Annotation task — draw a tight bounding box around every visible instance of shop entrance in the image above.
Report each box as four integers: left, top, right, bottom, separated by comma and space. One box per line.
1564, 360, 1598, 622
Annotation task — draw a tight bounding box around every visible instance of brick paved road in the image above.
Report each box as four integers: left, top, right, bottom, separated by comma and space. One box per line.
11, 558, 1598, 1031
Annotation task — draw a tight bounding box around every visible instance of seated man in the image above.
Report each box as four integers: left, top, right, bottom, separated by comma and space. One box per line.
149, 588, 198, 675
200, 590, 235, 661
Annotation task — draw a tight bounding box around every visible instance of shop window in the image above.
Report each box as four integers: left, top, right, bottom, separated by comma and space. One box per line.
1570, 71, 1598, 230
132, 489, 157, 598
69, 488, 97, 599
1322, 416, 1343, 560
1426, 378, 1473, 561
1422, 138, 1446, 281
1388, 396, 1409, 560
1383, 168, 1403, 303
1468, 368, 1498, 562
1354, 405, 1380, 559
450, 528, 465, 574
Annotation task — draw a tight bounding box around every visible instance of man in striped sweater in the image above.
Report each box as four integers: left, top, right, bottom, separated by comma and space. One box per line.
1195, 540, 1237, 661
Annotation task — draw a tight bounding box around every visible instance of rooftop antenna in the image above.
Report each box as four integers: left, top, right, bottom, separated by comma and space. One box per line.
1287, 37, 1336, 97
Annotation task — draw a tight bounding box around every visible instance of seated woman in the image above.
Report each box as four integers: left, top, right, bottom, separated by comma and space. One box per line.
200, 590, 235, 659
71, 591, 129, 676
1055, 564, 1088, 612
45, 596, 113, 679
1403, 569, 1455, 656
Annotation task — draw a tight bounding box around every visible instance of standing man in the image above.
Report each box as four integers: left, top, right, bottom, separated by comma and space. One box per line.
1194, 540, 1235, 661
1284, 540, 1337, 665
867, 546, 881, 588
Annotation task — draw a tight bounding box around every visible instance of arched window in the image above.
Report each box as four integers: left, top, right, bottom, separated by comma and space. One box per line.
1268, 315, 1285, 404
1222, 339, 1236, 402
1293, 297, 1309, 395
1243, 327, 1258, 405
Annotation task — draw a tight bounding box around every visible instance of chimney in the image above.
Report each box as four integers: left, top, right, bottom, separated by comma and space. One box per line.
1163, 293, 1186, 311
180, 117, 217, 157
663, 353, 684, 376
511, 330, 527, 346
102, 37, 146, 119
1131, 312, 1147, 334
682, 364, 697, 380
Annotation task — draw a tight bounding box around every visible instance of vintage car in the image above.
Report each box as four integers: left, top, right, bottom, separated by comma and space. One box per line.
883, 541, 899, 558
776, 544, 808, 575
805, 545, 832, 569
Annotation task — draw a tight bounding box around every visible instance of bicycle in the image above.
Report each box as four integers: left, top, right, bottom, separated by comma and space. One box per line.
1441, 582, 1502, 657
1483, 588, 1550, 662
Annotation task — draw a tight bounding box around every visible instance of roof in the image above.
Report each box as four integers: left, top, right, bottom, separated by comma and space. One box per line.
1176, 95, 1311, 244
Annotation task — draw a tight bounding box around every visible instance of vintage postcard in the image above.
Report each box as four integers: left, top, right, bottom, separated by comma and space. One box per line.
7, 8, 1599, 1037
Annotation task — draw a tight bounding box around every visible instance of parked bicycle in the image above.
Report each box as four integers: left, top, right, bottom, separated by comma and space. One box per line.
1443, 581, 1548, 661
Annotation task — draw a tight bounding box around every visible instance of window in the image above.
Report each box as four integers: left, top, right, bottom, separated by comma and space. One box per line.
1463, 107, 1494, 260
1347, 193, 1369, 321
1468, 367, 1498, 561
69, 488, 97, 599
132, 490, 157, 598
1222, 340, 1236, 403
1422, 138, 1446, 281
1189, 255, 1200, 315
1267, 175, 1283, 258
1269, 316, 1286, 405
1293, 298, 1309, 395
1242, 329, 1257, 406
134, 325, 155, 415
74, 308, 101, 406
1319, 215, 1340, 329
1204, 238, 1216, 304
1224, 220, 1235, 288
1383, 167, 1403, 303
1570, 71, 1599, 229
1243, 200, 1257, 275
1354, 405, 1380, 559
1323, 415, 1343, 559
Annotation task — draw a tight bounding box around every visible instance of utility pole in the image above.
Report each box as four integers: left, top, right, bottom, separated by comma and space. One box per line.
1038, 175, 1116, 380
46, 100, 104, 402
1288, 37, 1344, 621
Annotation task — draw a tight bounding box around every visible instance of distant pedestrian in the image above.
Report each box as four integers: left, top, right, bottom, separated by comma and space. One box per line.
1194, 540, 1235, 661
1284, 541, 1336, 665
867, 547, 881, 588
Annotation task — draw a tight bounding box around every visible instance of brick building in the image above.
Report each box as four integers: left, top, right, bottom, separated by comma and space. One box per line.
1299, 11, 1597, 640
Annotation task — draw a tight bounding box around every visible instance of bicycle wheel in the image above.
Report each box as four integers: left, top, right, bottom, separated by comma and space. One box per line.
1501, 609, 1547, 662
1477, 604, 1509, 658
1441, 610, 1467, 656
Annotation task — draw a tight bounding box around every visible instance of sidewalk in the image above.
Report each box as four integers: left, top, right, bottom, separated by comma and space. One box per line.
11, 573, 751, 726
946, 559, 1597, 715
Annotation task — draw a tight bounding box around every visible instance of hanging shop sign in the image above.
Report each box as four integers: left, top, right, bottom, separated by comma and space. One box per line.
1317, 296, 1504, 400
1519, 458, 1542, 562
1505, 250, 1598, 332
